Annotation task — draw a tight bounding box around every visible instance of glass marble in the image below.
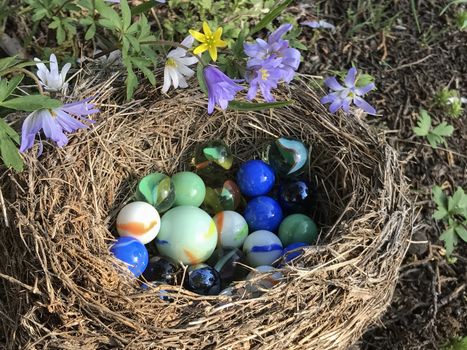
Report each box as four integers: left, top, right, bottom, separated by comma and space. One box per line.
282, 242, 308, 263
278, 180, 315, 214
236, 160, 275, 197
111, 237, 149, 277
213, 248, 243, 281
278, 214, 318, 246
135, 172, 175, 213
141, 256, 180, 285
213, 210, 248, 249
155, 206, 217, 265
243, 196, 283, 232
202, 180, 241, 215
140, 281, 174, 302
246, 265, 283, 290
116, 201, 161, 244
186, 264, 221, 295
192, 140, 233, 179
266, 137, 308, 176
172, 172, 206, 207
242, 230, 283, 267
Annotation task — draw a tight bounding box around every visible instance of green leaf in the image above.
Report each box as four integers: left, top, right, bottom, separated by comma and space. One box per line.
120, 0, 131, 31
413, 109, 431, 136
455, 224, 467, 242
229, 100, 293, 111
125, 64, 138, 101
448, 187, 465, 211
440, 227, 457, 256
0, 129, 23, 172
251, 0, 293, 35
131, 0, 158, 16
95, 0, 122, 30
0, 95, 62, 111
85, 23, 97, 40
0, 75, 24, 102
131, 57, 155, 85
197, 62, 208, 95
0, 118, 19, 143
432, 122, 454, 137
0, 56, 17, 72
432, 186, 448, 211
232, 28, 249, 58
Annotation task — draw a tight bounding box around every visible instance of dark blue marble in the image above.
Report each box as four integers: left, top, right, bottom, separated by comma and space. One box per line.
282, 242, 308, 263
186, 264, 221, 295
236, 160, 276, 197
278, 180, 315, 214
110, 237, 148, 277
243, 196, 283, 232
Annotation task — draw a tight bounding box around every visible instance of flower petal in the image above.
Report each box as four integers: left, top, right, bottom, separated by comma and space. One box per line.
208, 46, 218, 62
19, 111, 42, 153
320, 93, 337, 104
162, 66, 171, 93
269, 23, 293, 44
189, 30, 206, 43
193, 43, 208, 55
324, 77, 344, 91
168, 66, 179, 89
176, 56, 198, 66
344, 67, 357, 88
355, 82, 375, 96
202, 21, 212, 36
301, 21, 320, 28
180, 35, 194, 49
60, 62, 71, 85
216, 39, 228, 48
329, 97, 343, 113
353, 96, 377, 115
214, 27, 223, 41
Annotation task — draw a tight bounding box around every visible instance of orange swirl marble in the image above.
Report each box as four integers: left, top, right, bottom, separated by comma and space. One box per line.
117, 220, 158, 236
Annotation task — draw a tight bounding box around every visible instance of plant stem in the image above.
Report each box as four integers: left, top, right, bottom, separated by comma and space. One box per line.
92, 40, 207, 66
1, 68, 44, 95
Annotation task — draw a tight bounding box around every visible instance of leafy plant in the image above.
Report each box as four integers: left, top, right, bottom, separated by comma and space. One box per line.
442, 336, 467, 350
413, 109, 454, 148
456, 11, 467, 30
432, 186, 467, 257
435, 87, 465, 118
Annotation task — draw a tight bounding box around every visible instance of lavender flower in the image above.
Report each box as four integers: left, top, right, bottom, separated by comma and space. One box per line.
246, 58, 283, 102
20, 98, 99, 155
244, 23, 301, 84
203, 66, 243, 114
321, 67, 376, 115
301, 20, 336, 31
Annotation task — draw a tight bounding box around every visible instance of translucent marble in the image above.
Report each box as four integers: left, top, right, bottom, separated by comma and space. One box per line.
242, 230, 283, 267
192, 140, 233, 180
282, 242, 308, 264
155, 206, 217, 265
116, 201, 161, 244
236, 160, 275, 197
278, 180, 315, 214
278, 214, 318, 246
186, 264, 221, 295
266, 137, 308, 176
246, 265, 283, 290
243, 196, 283, 232
202, 180, 241, 215
141, 256, 180, 285
111, 237, 149, 277
213, 248, 243, 281
213, 210, 248, 249
135, 172, 175, 213
172, 172, 206, 207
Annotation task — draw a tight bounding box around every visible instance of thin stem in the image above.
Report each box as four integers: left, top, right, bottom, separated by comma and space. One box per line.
1, 68, 44, 95
92, 40, 207, 66
52, 0, 74, 17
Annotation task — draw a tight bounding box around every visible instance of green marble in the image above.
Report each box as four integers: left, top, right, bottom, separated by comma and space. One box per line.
172, 171, 206, 207
278, 214, 318, 246
135, 172, 175, 213
192, 140, 233, 181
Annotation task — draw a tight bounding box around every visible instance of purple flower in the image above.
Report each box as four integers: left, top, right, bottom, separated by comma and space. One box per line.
320, 68, 376, 115
203, 65, 243, 114
246, 58, 283, 102
244, 24, 301, 83
20, 98, 99, 155
301, 20, 336, 31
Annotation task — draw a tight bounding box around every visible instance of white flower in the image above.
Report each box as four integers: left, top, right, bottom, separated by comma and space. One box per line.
447, 96, 467, 104
162, 36, 198, 93
34, 54, 71, 92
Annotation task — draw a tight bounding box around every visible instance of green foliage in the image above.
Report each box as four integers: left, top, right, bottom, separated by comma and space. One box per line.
435, 87, 465, 118
0, 118, 23, 172
456, 11, 467, 30
442, 336, 467, 350
433, 186, 467, 257
413, 109, 454, 148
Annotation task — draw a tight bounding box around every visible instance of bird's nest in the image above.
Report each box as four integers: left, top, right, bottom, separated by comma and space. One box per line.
0, 76, 412, 349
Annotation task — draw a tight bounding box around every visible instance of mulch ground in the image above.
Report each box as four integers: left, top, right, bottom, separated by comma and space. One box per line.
295, 0, 466, 348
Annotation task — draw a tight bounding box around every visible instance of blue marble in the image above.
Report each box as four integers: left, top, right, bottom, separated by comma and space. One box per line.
186, 264, 221, 295
110, 237, 148, 277
282, 242, 308, 263
236, 160, 275, 197
243, 196, 283, 232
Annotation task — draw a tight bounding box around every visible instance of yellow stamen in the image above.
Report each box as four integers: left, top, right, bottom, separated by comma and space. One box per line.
260, 68, 269, 81
166, 57, 177, 67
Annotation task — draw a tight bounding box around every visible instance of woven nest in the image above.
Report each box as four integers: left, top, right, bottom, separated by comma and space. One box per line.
0, 77, 412, 349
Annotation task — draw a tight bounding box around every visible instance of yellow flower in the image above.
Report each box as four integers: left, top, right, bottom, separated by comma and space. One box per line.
189, 22, 227, 62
